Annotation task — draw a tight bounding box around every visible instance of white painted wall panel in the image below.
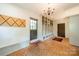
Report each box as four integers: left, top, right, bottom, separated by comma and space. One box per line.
69, 15, 79, 46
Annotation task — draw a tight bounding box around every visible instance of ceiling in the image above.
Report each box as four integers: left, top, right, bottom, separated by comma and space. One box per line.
14, 3, 79, 19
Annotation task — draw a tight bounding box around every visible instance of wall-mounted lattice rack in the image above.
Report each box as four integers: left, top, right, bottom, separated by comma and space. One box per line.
0, 15, 26, 27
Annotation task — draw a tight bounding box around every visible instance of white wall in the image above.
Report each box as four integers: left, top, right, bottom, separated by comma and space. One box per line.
69, 15, 79, 46
0, 3, 42, 55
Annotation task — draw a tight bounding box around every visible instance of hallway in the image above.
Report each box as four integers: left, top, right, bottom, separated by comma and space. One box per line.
9, 37, 79, 56
0, 3, 79, 56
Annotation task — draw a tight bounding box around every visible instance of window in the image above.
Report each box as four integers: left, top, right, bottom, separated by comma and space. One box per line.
30, 19, 37, 30
30, 17, 38, 40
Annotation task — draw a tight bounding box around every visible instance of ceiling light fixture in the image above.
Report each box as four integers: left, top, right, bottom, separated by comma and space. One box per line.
43, 3, 55, 16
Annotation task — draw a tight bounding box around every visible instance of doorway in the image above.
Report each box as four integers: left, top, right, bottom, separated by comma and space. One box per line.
57, 23, 65, 37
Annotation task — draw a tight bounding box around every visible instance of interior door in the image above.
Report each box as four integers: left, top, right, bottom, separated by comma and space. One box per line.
57, 23, 65, 37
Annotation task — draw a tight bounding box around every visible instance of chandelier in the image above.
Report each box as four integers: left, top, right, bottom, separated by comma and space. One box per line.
43, 4, 55, 16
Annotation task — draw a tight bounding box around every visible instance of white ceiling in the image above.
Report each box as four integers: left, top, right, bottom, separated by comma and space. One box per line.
14, 3, 79, 19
